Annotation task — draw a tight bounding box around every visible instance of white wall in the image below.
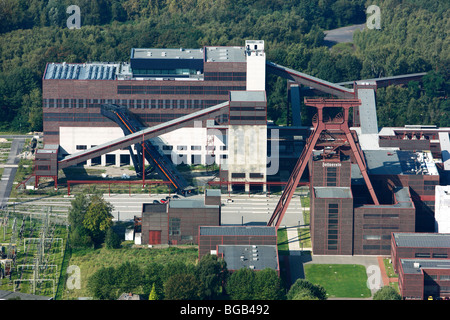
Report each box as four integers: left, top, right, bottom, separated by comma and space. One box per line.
435, 185, 450, 233
60, 126, 228, 167
246, 40, 266, 91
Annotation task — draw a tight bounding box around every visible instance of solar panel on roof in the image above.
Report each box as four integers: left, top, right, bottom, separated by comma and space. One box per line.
57, 65, 63, 79
51, 65, 57, 79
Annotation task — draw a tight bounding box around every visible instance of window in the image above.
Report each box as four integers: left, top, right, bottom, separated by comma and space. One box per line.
364, 235, 381, 240
327, 203, 339, 250
169, 218, 181, 236
432, 253, 448, 258
76, 145, 87, 150
162, 145, 173, 151
326, 167, 337, 186
177, 145, 187, 151
232, 173, 245, 178
415, 253, 431, 258
191, 145, 201, 150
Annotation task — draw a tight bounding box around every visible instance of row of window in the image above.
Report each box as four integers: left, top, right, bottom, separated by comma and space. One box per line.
44, 98, 227, 110
76, 144, 227, 152
44, 112, 225, 124
204, 72, 246, 82
117, 85, 246, 95
231, 173, 264, 179
327, 203, 339, 250
414, 253, 448, 259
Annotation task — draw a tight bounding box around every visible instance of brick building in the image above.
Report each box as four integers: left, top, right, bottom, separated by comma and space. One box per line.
140, 189, 221, 245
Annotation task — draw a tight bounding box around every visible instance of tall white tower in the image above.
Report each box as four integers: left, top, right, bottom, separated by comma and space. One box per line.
435, 185, 450, 233
245, 40, 266, 91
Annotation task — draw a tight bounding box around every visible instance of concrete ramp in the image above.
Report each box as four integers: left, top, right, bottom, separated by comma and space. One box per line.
356, 81, 378, 134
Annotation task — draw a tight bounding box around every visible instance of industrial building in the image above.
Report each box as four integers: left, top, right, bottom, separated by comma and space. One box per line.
139, 189, 221, 245
34, 39, 450, 280
391, 233, 450, 299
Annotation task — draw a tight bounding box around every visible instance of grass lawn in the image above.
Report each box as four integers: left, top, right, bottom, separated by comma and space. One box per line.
304, 264, 372, 298
277, 227, 289, 255
61, 245, 198, 299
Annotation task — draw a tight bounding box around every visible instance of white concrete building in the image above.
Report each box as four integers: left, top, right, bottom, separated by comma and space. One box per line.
435, 185, 450, 233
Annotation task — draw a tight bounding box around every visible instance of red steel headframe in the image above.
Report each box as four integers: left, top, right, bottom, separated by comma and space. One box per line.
267, 98, 380, 229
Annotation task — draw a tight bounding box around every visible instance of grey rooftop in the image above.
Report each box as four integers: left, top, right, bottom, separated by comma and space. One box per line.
218, 245, 278, 271
313, 187, 352, 199
393, 232, 450, 248
44, 62, 119, 80
131, 48, 204, 60
400, 259, 450, 274
199, 226, 276, 236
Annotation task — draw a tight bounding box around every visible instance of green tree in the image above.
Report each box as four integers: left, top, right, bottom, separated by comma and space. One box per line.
82, 194, 114, 246
253, 268, 286, 300
69, 225, 93, 249
195, 254, 228, 299
68, 192, 89, 227
423, 71, 446, 97
87, 266, 118, 300
115, 261, 142, 294
373, 286, 402, 300
164, 273, 200, 300
148, 283, 159, 300
143, 263, 165, 298
225, 268, 256, 300
287, 279, 327, 300
105, 227, 122, 249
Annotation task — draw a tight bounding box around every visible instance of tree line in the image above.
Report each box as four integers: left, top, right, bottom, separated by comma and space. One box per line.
87, 253, 331, 300
0, 0, 448, 131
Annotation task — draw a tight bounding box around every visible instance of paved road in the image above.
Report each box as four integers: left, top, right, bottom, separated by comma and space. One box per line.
0, 138, 25, 209
323, 23, 366, 46
220, 193, 304, 227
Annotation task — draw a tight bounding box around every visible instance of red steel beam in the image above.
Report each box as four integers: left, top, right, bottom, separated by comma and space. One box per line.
267, 98, 379, 229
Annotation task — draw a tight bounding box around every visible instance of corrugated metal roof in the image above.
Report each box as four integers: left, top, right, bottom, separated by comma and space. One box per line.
44, 63, 118, 80
401, 259, 450, 274
394, 233, 450, 248
168, 198, 218, 209
199, 226, 276, 236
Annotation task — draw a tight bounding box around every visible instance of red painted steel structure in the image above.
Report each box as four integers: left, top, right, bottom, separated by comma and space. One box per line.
267, 97, 380, 229
66, 180, 172, 196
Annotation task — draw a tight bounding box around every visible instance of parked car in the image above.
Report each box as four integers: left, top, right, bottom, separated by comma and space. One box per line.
227, 198, 234, 203
160, 199, 167, 204
172, 195, 180, 199
153, 200, 160, 204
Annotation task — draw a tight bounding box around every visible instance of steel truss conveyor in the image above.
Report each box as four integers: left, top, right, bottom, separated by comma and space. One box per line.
32, 101, 230, 194
100, 104, 191, 195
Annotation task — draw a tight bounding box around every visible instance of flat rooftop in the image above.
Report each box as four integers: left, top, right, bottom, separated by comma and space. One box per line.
313, 187, 352, 199
131, 46, 246, 63
361, 150, 439, 176
205, 46, 246, 63
44, 62, 119, 80
400, 259, 450, 275
230, 90, 266, 102
394, 232, 450, 248
131, 48, 204, 60
168, 198, 218, 209
199, 226, 276, 237
218, 245, 278, 271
